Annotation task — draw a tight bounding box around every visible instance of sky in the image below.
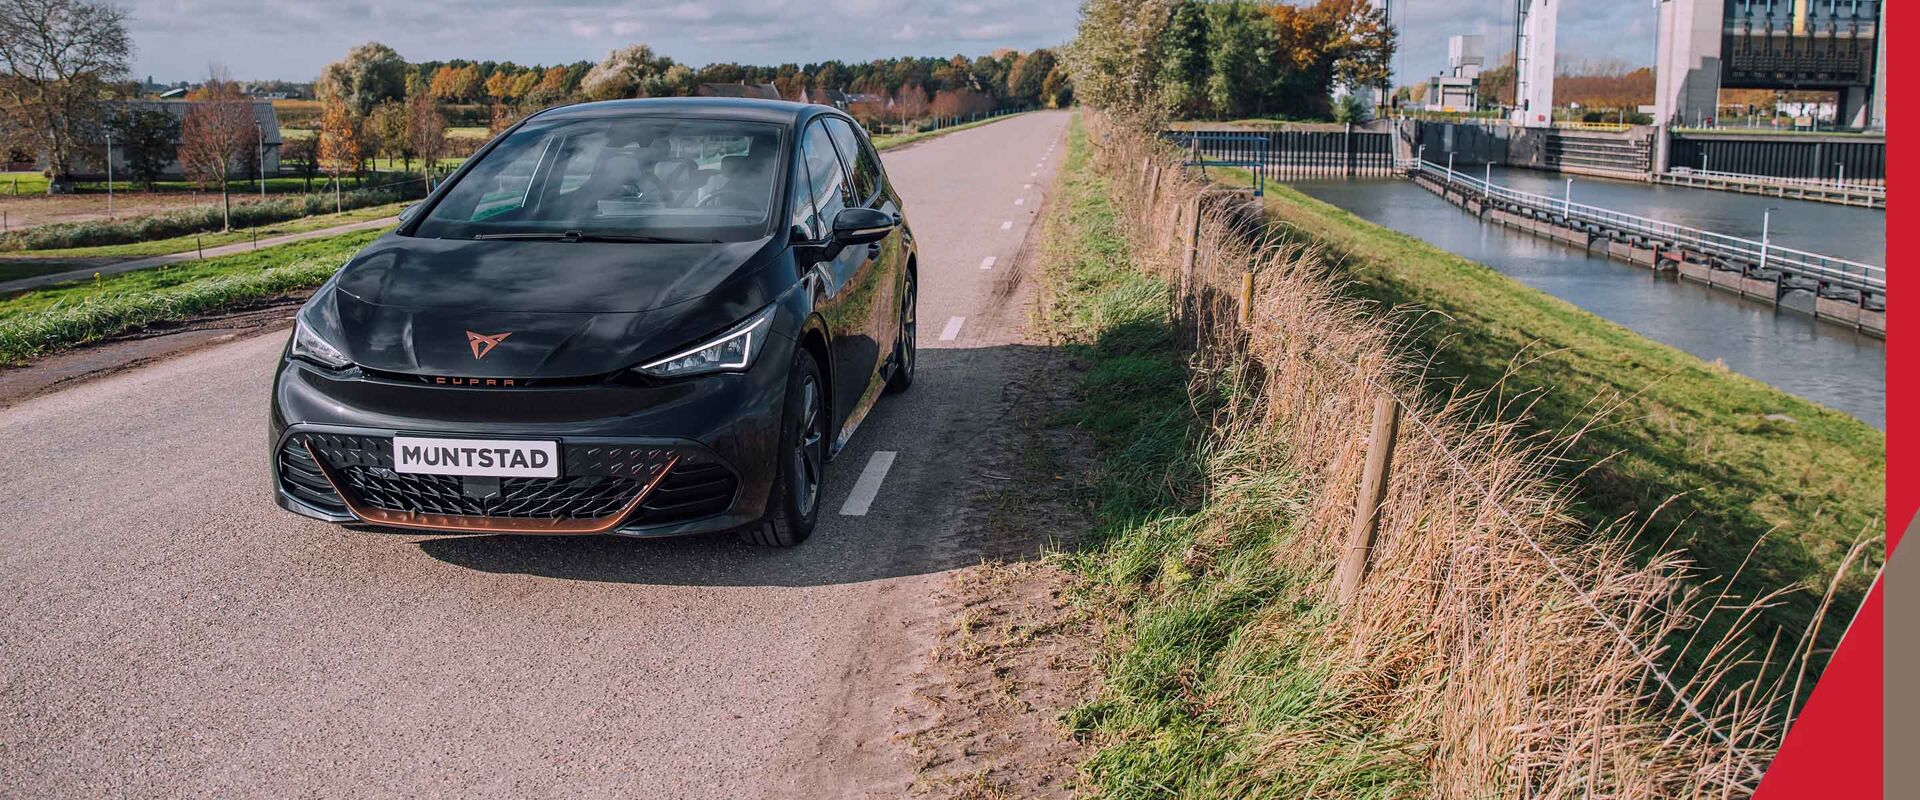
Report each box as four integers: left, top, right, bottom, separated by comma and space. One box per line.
122, 0, 1659, 85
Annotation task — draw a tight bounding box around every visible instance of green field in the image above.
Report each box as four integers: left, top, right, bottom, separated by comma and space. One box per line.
0, 230, 379, 364
0, 203, 401, 280
1248, 177, 1882, 681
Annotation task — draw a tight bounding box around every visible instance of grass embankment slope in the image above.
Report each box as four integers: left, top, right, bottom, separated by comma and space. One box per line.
0, 203, 401, 278
1037, 120, 1422, 797
0, 230, 380, 365
1255, 180, 1883, 663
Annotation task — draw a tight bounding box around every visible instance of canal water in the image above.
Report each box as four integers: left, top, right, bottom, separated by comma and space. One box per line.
1291, 170, 1886, 428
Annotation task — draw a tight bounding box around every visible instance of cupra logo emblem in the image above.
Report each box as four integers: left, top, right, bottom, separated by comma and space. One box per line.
466, 331, 512, 359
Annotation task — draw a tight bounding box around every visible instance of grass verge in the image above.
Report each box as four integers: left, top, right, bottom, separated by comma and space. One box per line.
1252, 180, 1883, 676
873, 111, 1035, 150
1037, 118, 1422, 797
0, 229, 379, 364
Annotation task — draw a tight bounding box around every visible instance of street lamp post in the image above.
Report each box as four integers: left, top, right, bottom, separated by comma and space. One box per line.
1446, 151, 1455, 183
105, 133, 113, 218
1563, 177, 1573, 217
257, 120, 266, 199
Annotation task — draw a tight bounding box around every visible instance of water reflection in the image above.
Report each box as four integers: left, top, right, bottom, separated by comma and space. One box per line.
1293, 176, 1885, 428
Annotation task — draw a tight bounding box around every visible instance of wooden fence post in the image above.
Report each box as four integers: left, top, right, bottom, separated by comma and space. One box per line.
1147, 165, 1162, 208
1238, 271, 1255, 326
1337, 395, 1402, 609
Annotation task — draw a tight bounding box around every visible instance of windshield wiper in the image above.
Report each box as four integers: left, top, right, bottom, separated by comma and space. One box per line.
472, 230, 719, 244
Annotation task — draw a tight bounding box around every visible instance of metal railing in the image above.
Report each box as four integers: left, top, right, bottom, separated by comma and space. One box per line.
1665, 166, 1887, 196
1406, 160, 1886, 297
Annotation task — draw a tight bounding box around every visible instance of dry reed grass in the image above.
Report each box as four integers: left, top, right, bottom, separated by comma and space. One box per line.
1084, 113, 1788, 797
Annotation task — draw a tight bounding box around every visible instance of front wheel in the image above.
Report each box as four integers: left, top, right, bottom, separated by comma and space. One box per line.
740, 348, 826, 547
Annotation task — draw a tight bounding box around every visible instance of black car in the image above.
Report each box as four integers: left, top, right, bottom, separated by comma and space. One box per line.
271, 98, 917, 546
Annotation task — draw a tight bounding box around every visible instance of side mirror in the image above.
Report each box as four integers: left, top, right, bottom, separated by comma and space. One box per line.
398, 203, 420, 223
831, 207, 897, 247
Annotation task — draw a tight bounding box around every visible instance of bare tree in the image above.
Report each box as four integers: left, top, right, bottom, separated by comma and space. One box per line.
405, 91, 445, 191
0, 0, 131, 193
178, 71, 257, 230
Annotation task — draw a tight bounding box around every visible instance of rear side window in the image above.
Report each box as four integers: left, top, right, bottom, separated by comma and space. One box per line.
794, 120, 849, 239
824, 117, 880, 204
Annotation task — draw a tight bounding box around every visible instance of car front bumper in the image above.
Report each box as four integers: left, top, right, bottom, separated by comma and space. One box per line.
268, 344, 792, 538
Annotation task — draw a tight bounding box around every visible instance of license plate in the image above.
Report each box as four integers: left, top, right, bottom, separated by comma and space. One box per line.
392, 436, 560, 478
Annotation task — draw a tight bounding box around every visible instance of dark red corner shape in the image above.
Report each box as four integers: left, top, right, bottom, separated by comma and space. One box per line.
1754, 8, 1897, 796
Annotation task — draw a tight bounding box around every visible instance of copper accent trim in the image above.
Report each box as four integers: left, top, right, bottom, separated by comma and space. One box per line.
302, 441, 677, 535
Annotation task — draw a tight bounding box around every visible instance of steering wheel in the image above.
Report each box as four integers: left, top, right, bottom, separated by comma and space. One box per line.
698, 190, 758, 209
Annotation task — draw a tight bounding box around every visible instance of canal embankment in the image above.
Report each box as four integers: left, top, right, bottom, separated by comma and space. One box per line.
1248, 177, 1882, 691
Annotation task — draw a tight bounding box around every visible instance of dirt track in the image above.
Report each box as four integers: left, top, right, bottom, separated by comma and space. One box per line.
0, 110, 1076, 797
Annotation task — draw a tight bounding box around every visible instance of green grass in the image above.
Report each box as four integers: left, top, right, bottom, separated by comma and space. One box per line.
0, 203, 400, 276
0, 229, 379, 364
1039, 117, 1425, 798
1248, 177, 1883, 677
871, 111, 1033, 150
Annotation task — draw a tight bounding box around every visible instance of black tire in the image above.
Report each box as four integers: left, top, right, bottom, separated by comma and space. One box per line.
740, 348, 826, 547
885, 270, 916, 394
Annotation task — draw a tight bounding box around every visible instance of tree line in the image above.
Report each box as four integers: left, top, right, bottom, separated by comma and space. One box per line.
1069, 0, 1394, 126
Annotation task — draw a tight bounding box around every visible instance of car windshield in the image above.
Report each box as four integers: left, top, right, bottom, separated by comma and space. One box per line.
411, 116, 785, 243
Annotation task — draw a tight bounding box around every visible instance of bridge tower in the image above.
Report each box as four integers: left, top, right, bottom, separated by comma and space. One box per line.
1510, 0, 1558, 128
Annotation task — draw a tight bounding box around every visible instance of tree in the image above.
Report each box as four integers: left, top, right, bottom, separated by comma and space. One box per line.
1006, 49, 1057, 107
282, 136, 318, 191
1205, 1, 1277, 119
0, 0, 131, 192
105, 106, 178, 190
366, 99, 408, 169
1064, 0, 1178, 126
316, 96, 361, 211
894, 82, 929, 126
581, 44, 671, 101
430, 63, 481, 103
1158, 0, 1212, 117
405, 91, 446, 190
315, 41, 407, 116
1316, 0, 1394, 96
178, 72, 258, 230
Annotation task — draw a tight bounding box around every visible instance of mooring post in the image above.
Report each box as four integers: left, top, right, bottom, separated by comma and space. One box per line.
1338, 394, 1402, 609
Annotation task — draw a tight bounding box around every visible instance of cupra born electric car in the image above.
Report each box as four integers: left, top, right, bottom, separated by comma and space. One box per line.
271, 98, 917, 546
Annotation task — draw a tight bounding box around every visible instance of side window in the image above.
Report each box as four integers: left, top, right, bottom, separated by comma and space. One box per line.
795, 120, 849, 239
824, 117, 879, 204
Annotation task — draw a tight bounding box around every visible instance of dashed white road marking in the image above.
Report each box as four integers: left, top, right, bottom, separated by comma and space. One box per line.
1029, 172, 1038, 178
1014, 197, 1025, 206
940, 316, 965, 341
1000, 220, 1013, 230
979, 256, 996, 270
837, 450, 897, 516
1023, 183, 1032, 189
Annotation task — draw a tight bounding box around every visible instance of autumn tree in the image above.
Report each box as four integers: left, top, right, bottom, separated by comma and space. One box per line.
1006, 49, 1057, 107
316, 96, 360, 211
406, 91, 446, 190
282, 136, 318, 191
894, 82, 929, 126
178, 72, 258, 230
581, 44, 671, 100
104, 105, 178, 190
0, 0, 131, 192
316, 41, 407, 116
366, 99, 408, 169
429, 63, 481, 103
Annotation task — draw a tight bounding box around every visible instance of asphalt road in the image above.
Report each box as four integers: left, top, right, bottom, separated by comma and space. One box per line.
0, 110, 1074, 797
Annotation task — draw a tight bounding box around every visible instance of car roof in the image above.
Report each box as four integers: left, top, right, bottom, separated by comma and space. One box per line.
532, 97, 837, 128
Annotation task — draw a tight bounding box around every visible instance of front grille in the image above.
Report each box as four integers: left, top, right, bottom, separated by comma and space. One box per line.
281, 433, 720, 527
342, 470, 646, 519
640, 462, 739, 524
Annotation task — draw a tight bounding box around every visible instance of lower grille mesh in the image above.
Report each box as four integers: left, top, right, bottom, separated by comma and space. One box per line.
281, 433, 730, 526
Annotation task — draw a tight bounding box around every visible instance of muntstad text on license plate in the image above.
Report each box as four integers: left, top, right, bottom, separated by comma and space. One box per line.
392, 436, 560, 478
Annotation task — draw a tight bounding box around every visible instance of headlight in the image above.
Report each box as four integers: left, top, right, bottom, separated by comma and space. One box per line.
290, 318, 351, 369
637, 305, 776, 379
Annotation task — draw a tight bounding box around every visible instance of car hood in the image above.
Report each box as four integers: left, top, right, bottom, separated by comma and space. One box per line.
334, 234, 775, 313
316, 234, 783, 378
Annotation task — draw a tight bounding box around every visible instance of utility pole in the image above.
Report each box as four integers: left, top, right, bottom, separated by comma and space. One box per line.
105, 132, 113, 218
